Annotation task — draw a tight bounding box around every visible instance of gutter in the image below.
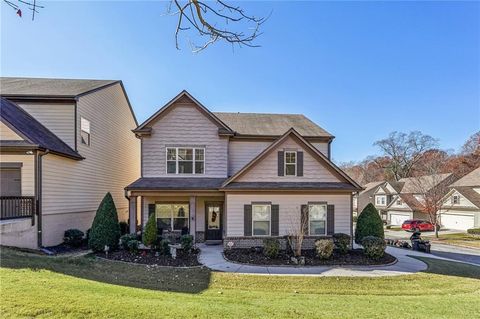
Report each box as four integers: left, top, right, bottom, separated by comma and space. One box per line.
36, 149, 49, 248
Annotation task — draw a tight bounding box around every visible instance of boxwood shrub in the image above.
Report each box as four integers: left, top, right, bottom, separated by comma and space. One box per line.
315, 239, 334, 259
332, 233, 351, 254
263, 238, 280, 259
362, 236, 386, 260
467, 228, 480, 235
63, 229, 84, 247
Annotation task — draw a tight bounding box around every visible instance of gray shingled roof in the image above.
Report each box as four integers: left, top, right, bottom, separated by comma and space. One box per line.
454, 186, 480, 208
0, 77, 117, 97
0, 98, 82, 159
213, 112, 333, 137
221, 182, 357, 190
399, 173, 452, 193
451, 167, 480, 187
125, 177, 227, 190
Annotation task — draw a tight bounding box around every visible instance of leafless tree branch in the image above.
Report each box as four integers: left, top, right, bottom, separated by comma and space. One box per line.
169, 0, 268, 52
3, 0, 43, 20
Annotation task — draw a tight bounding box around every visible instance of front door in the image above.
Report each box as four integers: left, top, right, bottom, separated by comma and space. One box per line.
205, 202, 223, 240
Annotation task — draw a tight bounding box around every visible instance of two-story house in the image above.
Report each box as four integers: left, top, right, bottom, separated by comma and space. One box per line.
438, 167, 480, 230
0, 77, 140, 249
125, 91, 362, 248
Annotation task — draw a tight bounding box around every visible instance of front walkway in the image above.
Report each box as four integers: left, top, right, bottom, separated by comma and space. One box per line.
197, 244, 472, 277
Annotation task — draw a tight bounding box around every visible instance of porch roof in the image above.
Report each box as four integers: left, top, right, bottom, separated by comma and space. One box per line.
125, 177, 227, 190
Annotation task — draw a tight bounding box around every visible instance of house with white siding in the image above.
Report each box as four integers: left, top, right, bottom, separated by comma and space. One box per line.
438, 167, 480, 231
125, 90, 362, 248
0, 77, 140, 249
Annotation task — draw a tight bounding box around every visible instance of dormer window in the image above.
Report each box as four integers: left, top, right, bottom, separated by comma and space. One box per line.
166, 147, 204, 174
80, 117, 90, 146
285, 151, 296, 176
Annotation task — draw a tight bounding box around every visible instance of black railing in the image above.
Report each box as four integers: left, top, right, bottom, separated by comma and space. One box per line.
0, 196, 35, 220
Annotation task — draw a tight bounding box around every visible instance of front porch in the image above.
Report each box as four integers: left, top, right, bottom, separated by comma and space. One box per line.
127, 191, 225, 244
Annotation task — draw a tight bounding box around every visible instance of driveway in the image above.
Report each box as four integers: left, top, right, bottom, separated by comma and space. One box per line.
384, 229, 480, 265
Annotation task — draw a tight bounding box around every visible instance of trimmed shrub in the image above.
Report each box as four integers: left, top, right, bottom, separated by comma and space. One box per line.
126, 240, 141, 253
362, 236, 386, 260
120, 234, 138, 250
142, 213, 158, 247
467, 228, 480, 235
263, 238, 280, 259
180, 234, 194, 252
119, 221, 129, 235
158, 239, 171, 255
315, 239, 334, 259
88, 193, 121, 252
63, 229, 84, 247
355, 203, 384, 244
333, 233, 351, 254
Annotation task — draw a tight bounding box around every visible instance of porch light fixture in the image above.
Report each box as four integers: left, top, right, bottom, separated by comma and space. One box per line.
26, 151, 34, 155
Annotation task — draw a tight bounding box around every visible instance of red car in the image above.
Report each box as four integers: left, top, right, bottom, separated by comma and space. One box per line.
401, 219, 435, 232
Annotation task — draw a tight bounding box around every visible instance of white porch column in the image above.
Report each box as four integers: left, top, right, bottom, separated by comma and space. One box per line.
129, 196, 137, 234
189, 196, 196, 240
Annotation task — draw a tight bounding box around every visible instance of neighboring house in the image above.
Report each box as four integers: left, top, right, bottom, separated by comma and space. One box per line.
438, 167, 480, 231
354, 181, 383, 215
355, 181, 403, 222
385, 173, 454, 226
0, 77, 140, 249
125, 90, 362, 248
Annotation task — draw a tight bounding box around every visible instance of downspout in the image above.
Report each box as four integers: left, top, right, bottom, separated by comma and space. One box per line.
36, 149, 49, 248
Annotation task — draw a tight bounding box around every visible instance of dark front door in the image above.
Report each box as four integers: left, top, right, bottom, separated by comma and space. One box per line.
205, 202, 223, 240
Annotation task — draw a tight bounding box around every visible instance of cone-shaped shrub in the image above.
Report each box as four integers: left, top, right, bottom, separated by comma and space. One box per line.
355, 203, 384, 244
142, 213, 158, 247
88, 193, 121, 252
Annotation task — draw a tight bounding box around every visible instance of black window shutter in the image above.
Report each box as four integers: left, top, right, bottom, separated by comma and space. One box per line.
301, 205, 309, 235
278, 151, 284, 176
148, 204, 155, 217
271, 204, 279, 236
244, 204, 252, 236
297, 151, 304, 176
327, 204, 335, 235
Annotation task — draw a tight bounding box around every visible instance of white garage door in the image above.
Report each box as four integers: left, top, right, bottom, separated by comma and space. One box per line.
441, 214, 474, 231
390, 213, 410, 226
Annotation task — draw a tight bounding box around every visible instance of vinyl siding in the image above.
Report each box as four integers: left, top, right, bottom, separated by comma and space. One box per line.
17, 102, 75, 148
225, 193, 351, 236
236, 136, 341, 182
442, 190, 477, 209
310, 142, 329, 158
40, 83, 140, 246
142, 101, 228, 178
228, 140, 271, 176
0, 154, 35, 196
0, 121, 23, 140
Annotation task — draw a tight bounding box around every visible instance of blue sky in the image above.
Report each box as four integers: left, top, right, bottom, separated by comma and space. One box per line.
1, 1, 479, 163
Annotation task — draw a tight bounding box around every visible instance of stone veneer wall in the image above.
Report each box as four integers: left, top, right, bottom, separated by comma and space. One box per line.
223, 236, 333, 250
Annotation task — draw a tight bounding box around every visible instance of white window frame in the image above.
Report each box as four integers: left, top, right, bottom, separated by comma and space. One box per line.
80, 117, 91, 146
396, 199, 403, 206
308, 203, 327, 236
155, 203, 190, 231
376, 195, 386, 206
252, 204, 271, 236
452, 195, 460, 204
165, 147, 205, 175
284, 151, 297, 176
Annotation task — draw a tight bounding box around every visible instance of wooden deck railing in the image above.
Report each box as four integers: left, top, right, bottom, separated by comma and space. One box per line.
0, 196, 36, 220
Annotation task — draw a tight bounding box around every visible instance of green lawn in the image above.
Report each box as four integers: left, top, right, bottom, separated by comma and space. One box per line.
1, 248, 479, 319
425, 232, 480, 249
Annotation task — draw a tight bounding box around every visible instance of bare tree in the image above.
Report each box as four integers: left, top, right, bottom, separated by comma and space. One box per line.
409, 153, 456, 238
374, 131, 438, 181
168, 0, 267, 52
286, 206, 309, 258
461, 131, 480, 155
3, 0, 43, 20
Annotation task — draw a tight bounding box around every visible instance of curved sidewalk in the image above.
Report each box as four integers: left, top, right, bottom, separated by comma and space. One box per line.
198, 244, 434, 277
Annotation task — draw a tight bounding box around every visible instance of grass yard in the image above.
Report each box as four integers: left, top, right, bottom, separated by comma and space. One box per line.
1, 247, 479, 319
426, 232, 480, 249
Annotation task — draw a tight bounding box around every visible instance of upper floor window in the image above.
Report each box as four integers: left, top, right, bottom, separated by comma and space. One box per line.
452, 195, 460, 204
252, 204, 271, 236
166, 147, 204, 174
285, 151, 296, 176
80, 117, 90, 146
375, 195, 386, 206
396, 199, 403, 205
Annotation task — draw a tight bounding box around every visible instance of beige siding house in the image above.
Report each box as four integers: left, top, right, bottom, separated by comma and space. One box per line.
126, 90, 361, 248
0, 77, 140, 248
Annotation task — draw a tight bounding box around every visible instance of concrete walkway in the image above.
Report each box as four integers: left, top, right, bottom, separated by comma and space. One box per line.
197, 244, 474, 277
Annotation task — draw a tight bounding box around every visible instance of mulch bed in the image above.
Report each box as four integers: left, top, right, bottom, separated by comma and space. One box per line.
224, 249, 396, 266
96, 249, 201, 267
44, 243, 89, 255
